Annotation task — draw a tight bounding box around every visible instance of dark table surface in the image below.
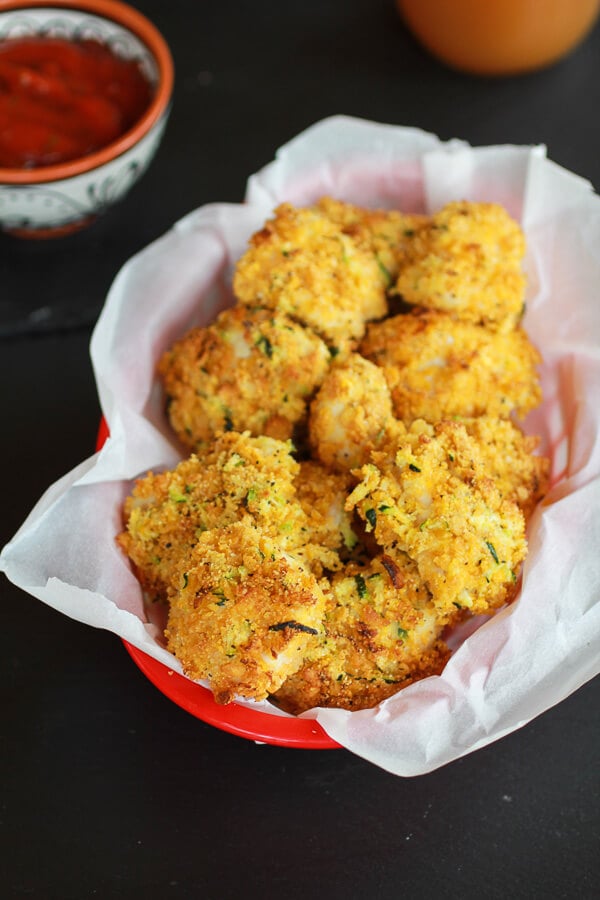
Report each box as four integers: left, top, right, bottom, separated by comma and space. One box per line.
1, 2, 599, 898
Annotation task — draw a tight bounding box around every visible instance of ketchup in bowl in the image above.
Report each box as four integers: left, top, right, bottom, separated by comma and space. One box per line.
0, 35, 154, 169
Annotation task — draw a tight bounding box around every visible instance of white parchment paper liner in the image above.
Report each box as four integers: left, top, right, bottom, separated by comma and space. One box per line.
2, 116, 599, 775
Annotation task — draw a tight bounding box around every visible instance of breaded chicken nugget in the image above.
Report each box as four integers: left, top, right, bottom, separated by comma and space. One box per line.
118, 432, 306, 601
159, 304, 330, 450
232, 203, 388, 350
272, 554, 450, 713
308, 353, 405, 472
316, 196, 428, 284
456, 417, 549, 520
346, 420, 527, 621
360, 310, 542, 424
165, 519, 327, 703
395, 201, 526, 330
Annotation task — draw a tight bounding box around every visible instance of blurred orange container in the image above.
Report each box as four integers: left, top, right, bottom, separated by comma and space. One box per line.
396, 0, 600, 75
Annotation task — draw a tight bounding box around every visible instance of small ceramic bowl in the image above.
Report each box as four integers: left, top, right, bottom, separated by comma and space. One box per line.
0, 0, 174, 238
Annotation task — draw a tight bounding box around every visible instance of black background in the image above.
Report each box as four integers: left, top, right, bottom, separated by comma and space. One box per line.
1, 2, 599, 898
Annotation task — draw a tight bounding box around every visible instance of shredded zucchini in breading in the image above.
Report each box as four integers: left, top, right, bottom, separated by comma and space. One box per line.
272, 554, 451, 713
159, 304, 330, 450
165, 520, 328, 703
233, 202, 388, 351
345, 420, 528, 622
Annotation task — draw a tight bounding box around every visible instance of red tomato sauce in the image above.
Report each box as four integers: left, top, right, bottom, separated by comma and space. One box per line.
0, 36, 154, 169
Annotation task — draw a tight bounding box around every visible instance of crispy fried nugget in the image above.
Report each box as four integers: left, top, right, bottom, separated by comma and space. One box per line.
272, 555, 450, 713
232, 203, 388, 350
165, 519, 327, 703
360, 310, 542, 423
346, 420, 527, 621
308, 353, 405, 472
117, 432, 307, 602
316, 196, 428, 284
395, 201, 526, 330
158, 305, 330, 450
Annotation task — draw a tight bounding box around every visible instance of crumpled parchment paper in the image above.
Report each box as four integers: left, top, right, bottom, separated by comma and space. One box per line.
2, 116, 599, 776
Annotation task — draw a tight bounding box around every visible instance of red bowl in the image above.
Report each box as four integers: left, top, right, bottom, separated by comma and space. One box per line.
122, 640, 339, 749
97, 418, 339, 749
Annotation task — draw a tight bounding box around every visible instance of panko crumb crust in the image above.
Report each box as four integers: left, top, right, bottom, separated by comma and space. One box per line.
233, 202, 388, 350
159, 305, 331, 450
165, 520, 328, 703
395, 201, 526, 330
360, 310, 542, 424
119, 197, 550, 713
272, 554, 451, 714
346, 420, 528, 622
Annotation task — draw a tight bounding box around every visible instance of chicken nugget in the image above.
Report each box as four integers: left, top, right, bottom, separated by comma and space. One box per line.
395, 201, 526, 330
360, 310, 542, 424
272, 554, 450, 713
165, 519, 328, 703
346, 420, 527, 621
316, 196, 428, 284
118, 431, 306, 601
308, 353, 404, 472
159, 304, 330, 450
233, 203, 388, 350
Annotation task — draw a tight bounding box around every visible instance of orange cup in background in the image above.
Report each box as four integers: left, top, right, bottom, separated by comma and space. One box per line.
396, 0, 600, 76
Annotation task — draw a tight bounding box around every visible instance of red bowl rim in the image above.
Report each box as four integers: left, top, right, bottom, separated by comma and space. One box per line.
0, 0, 174, 185
122, 640, 340, 749
97, 418, 340, 749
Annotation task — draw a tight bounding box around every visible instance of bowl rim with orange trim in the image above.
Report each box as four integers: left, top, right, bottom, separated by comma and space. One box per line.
0, 0, 174, 185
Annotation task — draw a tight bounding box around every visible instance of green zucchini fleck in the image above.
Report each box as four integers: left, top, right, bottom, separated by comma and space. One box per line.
365, 508, 377, 528
168, 488, 188, 503
255, 334, 273, 358
354, 574, 368, 599
486, 541, 500, 564
375, 254, 392, 286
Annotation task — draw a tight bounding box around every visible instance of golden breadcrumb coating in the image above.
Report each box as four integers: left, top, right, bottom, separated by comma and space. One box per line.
346, 420, 528, 622
295, 461, 358, 554
117, 432, 307, 602
165, 520, 327, 703
158, 304, 330, 450
118, 197, 549, 713
456, 417, 549, 521
395, 201, 526, 330
360, 310, 542, 424
316, 196, 428, 283
272, 555, 450, 713
308, 353, 405, 472
232, 202, 388, 350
